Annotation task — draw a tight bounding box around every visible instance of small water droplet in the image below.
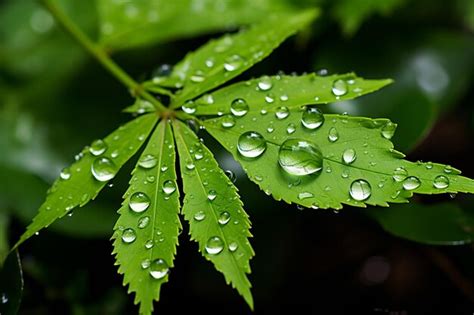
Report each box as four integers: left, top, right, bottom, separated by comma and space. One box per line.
425, 162, 433, 170
129, 192, 151, 213
162, 180, 176, 195
138, 154, 158, 169
298, 192, 314, 200
402, 176, 421, 190
280, 94, 289, 101
349, 179, 371, 201
145, 239, 154, 249
275, 107, 289, 120
182, 101, 197, 114
186, 160, 195, 170
141, 259, 151, 269
278, 139, 323, 176
161, 165, 168, 172
302, 107, 324, 130
237, 131, 267, 158
286, 123, 296, 134
341, 169, 350, 178
257, 76, 272, 91
205, 236, 224, 255
228, 242, 238, 252
328, 127, 339, 142
224, 54, 244, 71
218, 211, 231, 225
342, 148, 357, 164
147, 175, 156, 183
433, 175, 449, 189
381, 122, 396, 139
230, 98, 249, 117
91, 157, 118, 182
444, 165, 453, 174
138, 216, 150, 229
207, 190, 217, 201
121, 228, 136, 243
60, 167, 71, 180
194, 211, 206, 221
149, 259, 169, 279
225, 170, 236, 183
221, 115, 236, 128
89, 139, 108, 156
392, 167, 408, 182
265, 93, 275, 103
190, 70, 205, 83
332, 79, 348, 96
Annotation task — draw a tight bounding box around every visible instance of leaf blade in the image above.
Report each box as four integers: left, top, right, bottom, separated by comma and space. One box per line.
14, 114, 158, 248
173, 120, 254, 308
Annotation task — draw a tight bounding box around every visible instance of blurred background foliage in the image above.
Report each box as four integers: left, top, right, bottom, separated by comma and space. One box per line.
0, 0, 474, 314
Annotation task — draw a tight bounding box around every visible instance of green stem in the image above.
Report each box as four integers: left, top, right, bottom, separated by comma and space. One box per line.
41, 0, 167, 112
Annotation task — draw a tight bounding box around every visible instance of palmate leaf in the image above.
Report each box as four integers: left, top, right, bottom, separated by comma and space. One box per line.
173, 120, 254, 308
113, 120, 180, 315
204, 109, 474, 209
14, 114, 158, 248
97, 0, 296, 50
192, 73, 392, 116
144, 10, 318, 106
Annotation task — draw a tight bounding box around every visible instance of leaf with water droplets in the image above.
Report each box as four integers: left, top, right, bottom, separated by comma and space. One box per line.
143, 10, 318, 106
173, 120, 254, 308
193, 73, 392, 116
112, 120, 181, 315
367, 203, 474, 245
14, 114, 158, 249
205, 108, 474, 209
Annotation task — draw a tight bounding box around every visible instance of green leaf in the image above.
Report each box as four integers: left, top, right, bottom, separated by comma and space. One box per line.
205, 109, 474, 209
192, 73, 392, 116
145, 10, 318, 107
97, 0, 297, 50
173, 120, 254, 308
332, 0, 405, 35
367, 203, 474, 245
0, 212, 9, 265
112, 120, 181, 315
14, 114, 158, 248
0, 251, 23, 315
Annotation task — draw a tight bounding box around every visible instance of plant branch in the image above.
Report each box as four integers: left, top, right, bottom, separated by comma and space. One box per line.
41, 0, 166, 112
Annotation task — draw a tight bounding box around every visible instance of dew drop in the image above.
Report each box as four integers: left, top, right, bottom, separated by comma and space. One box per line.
194, 211, 206, 221
237, 131, 267, 158
265, 93, 275, 104
90, 139, 107, 156
286, 123, 296, 134
91, 157, 118, 182
162, 180, 176, 195
275, 107, 289, 120
278, 139, 323, 176
298, 192, 314, 200
190, 70, 205, 83
381, 122, 396, 139
221, 115, 236, 128
402, 176, 421, 190
186, 160, 195, 170
349, 179, 371, 201
228, 242, 238, 252
138, 154, 158, 169
138, 216, 150, 229
145, 240, 154, 249
230, 98, 249, 117
332, 79, 348, 96
207, 190, 217, 201
205, 236, 224, 255
141, 259, 151, 269
433, 175, 449, 189
129, 192, 151, 213
257, 76, 272, 91
149, 259, 169, 279
280, 94, 289, 101
302, 107, 324, 130
121, 228, 136, 243
328, 127, 339, 142
224, 54, 244, 71
182, 101, 197, 114
218, 211, 231, 225
342, 148, 356, 164
392, 167, 408, 182
60, 167, 71, 180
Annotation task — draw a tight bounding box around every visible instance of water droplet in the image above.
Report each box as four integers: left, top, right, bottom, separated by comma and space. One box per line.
433, 175, 449, 189
342, 169, 350, 178
138, 216, 150, 229
91, 157, 118, 182
230, 98, 249, 117
328, 127, 339, 142
332, 79, 348, 96
138, 154, 158, 169
149, 259, 169, 279
161, 165, 168, 172
186, 160, 195, 170
257, 76, 272, 91
141, 259, 151, 269
237, 131, 267, 158
224, 54, 244, 71
265, 93, 275, 103
182, 101, 196, 114
1, 293, 8, 304
278, 139, 323, 176
194, 211, 206, 221
302, 107, 324, 130
145, 240, 154, 249
218, 211, 231, 225
280, 94, 289, 101
60, 167, 71, 180
349, 179, 371, 201
190, 70, 205, 83
147, 175, 156, 183
286, 123, 296, 134
402, 176, 421, 190
162, 180, 176, 195
392, 167, 408, 182
121, 228, 136, 243
129, 192, 151, 213
444, 165, 453, 174
205, 236, 224, 255
207, 190, 217, 201
298, 192, 314, 200
342, 148, 356, 164
425, 162, 433, 170
275, 107, 289, 120
221, 115, 236, 128
225, 170, 236, 183
89, 139, 107, 156
381, 122, 396, 139
229, 242, 238, 252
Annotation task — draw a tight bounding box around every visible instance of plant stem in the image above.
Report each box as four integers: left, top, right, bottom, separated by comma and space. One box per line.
41, 0, 167, 112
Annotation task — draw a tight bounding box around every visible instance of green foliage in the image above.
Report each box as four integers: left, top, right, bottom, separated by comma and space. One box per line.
113, 120, 180, 315
174, 120, 254, 308
0, 213, 8, 264
367, 203, 474, 245
0, 251, 23, 315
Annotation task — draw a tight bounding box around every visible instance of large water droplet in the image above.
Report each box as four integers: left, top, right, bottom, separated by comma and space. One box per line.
91, 157, 118, 182
230, 98, 249, 117
402, 176, 421, 190
302, 107, 324, 130
121, 228, 136, 243
433, 175, 449, 189
342, 148, 356, 164
149, 259, 169, 279
129, 192, 151, 213
60, 167, 71, 180
392, 167, 408, 182
278, 139, 323, 176
90, 140, 107, 157
257, 76, 272, 91
224, 54, 244, 71
205, 236, 224, 255
162, 180, 176, 195
349, 179, 371, 201
218, 211, 231, 225
237, 131, 267, 158
332, 79, 348, 96
138, 216, 150, 229
381, 122, 396, 139
138, 154, 158, 169
275, 107, 289, 120
194, 211, 206, 221
328, 127, 339, 142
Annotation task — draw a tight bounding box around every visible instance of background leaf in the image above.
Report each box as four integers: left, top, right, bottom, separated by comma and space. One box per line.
173, 120, 254, 308
14, 114, 158, 248
0, 212, 8, 265
0, 251, 23, 315
113, 120, 181, 315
